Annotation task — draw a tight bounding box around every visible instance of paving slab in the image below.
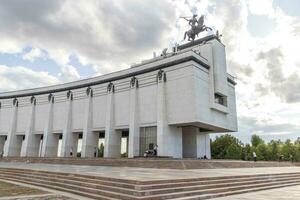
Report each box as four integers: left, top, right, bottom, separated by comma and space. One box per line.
1, 162, 300, 181
212, 185, 300, 200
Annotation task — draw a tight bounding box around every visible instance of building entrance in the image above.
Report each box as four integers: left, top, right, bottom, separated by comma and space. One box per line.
139, 127, 157, 156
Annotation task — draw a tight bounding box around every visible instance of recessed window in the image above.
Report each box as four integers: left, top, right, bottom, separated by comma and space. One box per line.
214, 93, 227, 106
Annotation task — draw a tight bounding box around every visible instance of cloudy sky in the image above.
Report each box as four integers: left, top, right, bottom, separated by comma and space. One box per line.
0, 0, 300, 143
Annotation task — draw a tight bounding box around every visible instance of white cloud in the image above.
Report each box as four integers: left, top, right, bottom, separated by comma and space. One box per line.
22, 48, 46, 62
0, 0, 175, 74
0, 65, 60, 92
58, 65, 81, 82
247, 0, 274, 16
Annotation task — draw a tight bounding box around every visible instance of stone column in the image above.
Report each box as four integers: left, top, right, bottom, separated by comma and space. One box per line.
104, 83, 121, 158
156, 70, 182, 158
41, 94, 58, 157
0, 103, 4, 154
61, 91, 77, 157
4, 98, 20, 157
128, 77, 140, 158
0, 136, 5, 154
81, 87, 98, 157
21, 96, 39, 157
182, 127, 211, 159
197, 133, 211, 159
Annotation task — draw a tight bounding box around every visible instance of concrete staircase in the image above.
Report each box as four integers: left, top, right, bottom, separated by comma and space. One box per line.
0, 168, 300, 199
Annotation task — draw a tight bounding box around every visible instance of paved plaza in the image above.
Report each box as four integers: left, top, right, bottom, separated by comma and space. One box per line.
0, 162, 300, 181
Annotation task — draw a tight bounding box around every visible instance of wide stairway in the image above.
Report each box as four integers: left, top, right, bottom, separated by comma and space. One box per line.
0, 168, 300, 199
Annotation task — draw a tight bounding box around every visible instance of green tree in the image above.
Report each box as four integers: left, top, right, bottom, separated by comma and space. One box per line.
242, 144, 252, 161
225, 143, 242, 159
268, 140, 280, 161
211, 134, 243, 159
251, 134, 264, 147
281, 139, 296, 161
256, 143, 270, 161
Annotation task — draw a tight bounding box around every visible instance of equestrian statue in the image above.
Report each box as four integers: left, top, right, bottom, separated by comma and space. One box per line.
181, 14, 212, 41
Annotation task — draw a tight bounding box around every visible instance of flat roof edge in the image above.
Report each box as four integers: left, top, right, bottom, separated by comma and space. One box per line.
0, 52, 209, 99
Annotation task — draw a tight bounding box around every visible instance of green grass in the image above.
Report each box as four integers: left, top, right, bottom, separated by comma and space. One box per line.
0, 180, 46, 197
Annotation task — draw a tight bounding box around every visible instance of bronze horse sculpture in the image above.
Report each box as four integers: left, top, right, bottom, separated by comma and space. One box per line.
183, 15, 212, 41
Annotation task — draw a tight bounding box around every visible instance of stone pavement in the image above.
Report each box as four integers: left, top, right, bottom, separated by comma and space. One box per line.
0, 194, 75, 200
213, 185, 300, 200
0, 162, 300, 181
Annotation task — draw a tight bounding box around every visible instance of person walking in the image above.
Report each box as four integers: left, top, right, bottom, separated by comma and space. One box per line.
154, 145, 158, 156
253, 151, 257, 162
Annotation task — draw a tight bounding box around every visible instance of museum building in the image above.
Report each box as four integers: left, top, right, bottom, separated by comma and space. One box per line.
0, 35, 237, 159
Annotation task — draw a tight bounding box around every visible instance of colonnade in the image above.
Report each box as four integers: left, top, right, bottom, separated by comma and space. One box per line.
1, 70, 185, 158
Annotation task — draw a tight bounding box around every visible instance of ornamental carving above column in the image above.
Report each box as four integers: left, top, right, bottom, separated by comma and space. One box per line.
48, 93, 54, 103
156, 69, 167, 83
107, 82, 115, 93
86, 87, 93, 97
30, 96, 36, 105
130, 77, 139, 88
67, 90, 73, 100
13, 98, 18, 107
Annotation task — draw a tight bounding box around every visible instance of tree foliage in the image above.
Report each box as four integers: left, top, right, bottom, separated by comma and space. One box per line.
211, 134, 300, 162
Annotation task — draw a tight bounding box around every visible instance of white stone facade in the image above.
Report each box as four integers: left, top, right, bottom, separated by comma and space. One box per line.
0, 36, 237, 159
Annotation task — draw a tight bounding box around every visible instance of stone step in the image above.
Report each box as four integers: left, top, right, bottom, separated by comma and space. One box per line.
2, 167, 300, 186
0, 168, 138, 189
0, 176, 119, 200
172, 182, 300, 200
1, 170, 300, 200
2, 168, 300, 193
2, 169, 300, 197
138, 173, 300, 190
143, 176, 300, 195
0, 171, 138, 196
138, 179, 300, 200
0, 167, 138, 184
137, 172, 300, 185
0, 175, 137, 200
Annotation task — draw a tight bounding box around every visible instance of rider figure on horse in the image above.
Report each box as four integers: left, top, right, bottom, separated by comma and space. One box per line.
183, 14, 198, 35
182, 14, 212, 41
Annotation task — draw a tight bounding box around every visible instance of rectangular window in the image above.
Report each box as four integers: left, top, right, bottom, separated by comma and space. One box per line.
214, 93, 227, 106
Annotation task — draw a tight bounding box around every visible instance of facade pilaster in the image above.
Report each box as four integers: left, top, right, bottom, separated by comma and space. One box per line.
61, 91, 77, 157
104, 83, 121, 158
128, 77, 140, 158
21, 96, 39, 156
81, 87, 98, 157
4, 98, 20, 156
41, 94, 57, 157
156, 70, 182, 158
